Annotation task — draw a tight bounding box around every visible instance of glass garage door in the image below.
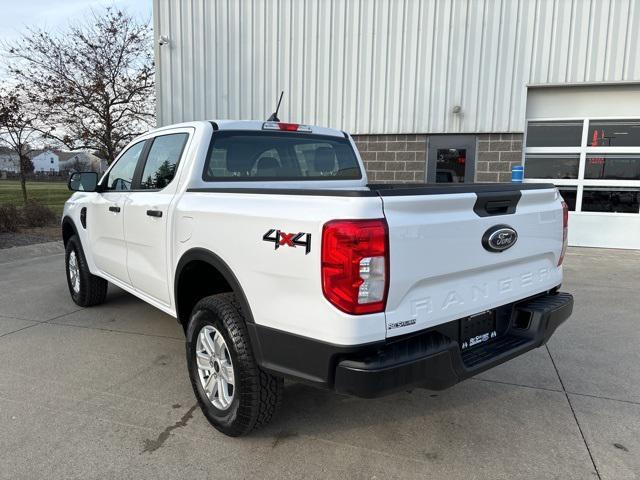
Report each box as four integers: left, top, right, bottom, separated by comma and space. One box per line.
524, 119, 640, 249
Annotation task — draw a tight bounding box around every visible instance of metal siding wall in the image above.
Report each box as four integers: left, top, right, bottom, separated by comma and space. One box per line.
154, 0, 640, 132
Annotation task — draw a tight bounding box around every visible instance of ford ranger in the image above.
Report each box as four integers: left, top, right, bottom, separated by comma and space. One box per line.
62, 120, 573, 436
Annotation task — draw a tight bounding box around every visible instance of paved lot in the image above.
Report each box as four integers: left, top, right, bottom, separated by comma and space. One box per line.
0, 246, 638, 479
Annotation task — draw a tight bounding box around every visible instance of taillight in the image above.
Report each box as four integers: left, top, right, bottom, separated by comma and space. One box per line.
321, 219, 389, 315
558, 201, 569, 266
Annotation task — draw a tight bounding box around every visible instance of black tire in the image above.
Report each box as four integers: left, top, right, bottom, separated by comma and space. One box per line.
186, 293, 283, 437
65, 235, 108, 307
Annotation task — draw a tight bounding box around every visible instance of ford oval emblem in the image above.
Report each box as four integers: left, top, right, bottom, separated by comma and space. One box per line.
482, 225, 518, 252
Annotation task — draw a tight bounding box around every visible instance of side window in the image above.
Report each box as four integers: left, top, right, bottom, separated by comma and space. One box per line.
106, 141, 145, 191
140, 133, 189, 190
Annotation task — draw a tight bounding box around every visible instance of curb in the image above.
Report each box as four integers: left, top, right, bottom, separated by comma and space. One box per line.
0, 241, 64, 265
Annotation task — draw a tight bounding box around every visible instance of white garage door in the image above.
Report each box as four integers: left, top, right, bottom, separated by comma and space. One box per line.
524, 85, 640, 250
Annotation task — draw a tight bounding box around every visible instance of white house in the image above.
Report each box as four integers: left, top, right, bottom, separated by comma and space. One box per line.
30, 150, 60, 173
0, 148, 19, 173
0, 148, 106, 175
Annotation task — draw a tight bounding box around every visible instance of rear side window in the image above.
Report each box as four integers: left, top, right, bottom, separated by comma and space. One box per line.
140, 133, 189, 190
203, 131, 362, 181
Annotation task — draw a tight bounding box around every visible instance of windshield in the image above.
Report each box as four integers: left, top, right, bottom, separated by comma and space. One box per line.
202, 131, 362, 181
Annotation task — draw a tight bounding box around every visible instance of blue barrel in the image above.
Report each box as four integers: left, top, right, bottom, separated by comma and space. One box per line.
511, 165, 524, 183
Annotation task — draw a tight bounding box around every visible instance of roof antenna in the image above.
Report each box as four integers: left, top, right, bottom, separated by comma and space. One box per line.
267, 91, 284, 122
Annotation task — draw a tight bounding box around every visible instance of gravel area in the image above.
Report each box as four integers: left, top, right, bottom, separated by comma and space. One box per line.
0, 232, 53, 249
0, 226, 60, 249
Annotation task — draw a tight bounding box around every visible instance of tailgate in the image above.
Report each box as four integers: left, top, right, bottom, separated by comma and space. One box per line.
380, 185, 564, 338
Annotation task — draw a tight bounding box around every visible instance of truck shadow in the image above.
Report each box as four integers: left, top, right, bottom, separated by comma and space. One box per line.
255, 378, 515, 443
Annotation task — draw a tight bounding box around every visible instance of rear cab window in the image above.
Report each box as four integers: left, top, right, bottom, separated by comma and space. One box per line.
203, 131, 362, 181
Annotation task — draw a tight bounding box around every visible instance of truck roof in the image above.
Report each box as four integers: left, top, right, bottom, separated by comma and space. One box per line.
149, 120, 347, 138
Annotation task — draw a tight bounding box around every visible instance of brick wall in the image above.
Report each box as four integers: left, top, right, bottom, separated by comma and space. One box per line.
352, 133, 523, 183
352, 134, 426, 183
475, 133, 524, 183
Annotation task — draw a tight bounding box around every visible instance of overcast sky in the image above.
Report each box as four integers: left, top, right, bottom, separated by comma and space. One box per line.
0, 0, 152, 44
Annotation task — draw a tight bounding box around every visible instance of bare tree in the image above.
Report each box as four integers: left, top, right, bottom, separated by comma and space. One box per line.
69, 155, 90, 173
5, 8, 154, 165
0, 86, 39, 202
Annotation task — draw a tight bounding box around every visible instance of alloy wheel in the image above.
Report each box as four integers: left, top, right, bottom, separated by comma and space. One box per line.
195, 325, 235, 410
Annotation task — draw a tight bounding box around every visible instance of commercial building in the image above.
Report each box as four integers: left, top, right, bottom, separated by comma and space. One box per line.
153, 0, 640, 248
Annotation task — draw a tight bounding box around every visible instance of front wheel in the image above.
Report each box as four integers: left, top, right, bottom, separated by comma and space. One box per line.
186, 293, 283, 436
65, 235, 108, 307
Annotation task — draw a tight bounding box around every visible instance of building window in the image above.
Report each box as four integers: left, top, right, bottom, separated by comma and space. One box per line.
585, 154, 640, 180
587, 120, 640, 147
526, 121, 583, 147
524, 118, 640, 215
582, 187, 640, 213
435, 148, 466, 183
524, 154, 579, 179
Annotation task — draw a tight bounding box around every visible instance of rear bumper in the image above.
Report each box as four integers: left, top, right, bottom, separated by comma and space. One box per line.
334, 292, 573, 398
248, 291, 573, 398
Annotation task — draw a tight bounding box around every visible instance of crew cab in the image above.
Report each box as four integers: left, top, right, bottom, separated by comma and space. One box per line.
62, 120, 573, 436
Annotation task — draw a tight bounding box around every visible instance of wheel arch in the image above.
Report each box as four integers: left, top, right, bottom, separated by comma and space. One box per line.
174, 248, 256, 328
61, 216, 79, 247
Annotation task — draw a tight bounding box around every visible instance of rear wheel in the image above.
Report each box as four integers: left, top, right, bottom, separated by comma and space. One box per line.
186, 293, 283, 436
65, 235, 108, 307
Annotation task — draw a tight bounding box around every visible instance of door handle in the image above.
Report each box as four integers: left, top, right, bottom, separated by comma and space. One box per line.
108, 206, 121, 213
146, 209, 163, 218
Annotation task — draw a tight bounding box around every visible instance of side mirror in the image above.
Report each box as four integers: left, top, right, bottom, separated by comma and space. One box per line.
68, 172, 99, 192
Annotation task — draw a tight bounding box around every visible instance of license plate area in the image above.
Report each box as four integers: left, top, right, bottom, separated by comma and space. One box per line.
460, 310, 497, 351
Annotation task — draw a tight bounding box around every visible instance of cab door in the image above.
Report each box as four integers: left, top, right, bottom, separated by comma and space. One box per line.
124, 131, 190, 305
89, 140, 147, 284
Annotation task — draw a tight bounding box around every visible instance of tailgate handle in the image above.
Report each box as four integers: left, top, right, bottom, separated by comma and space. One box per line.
485, 200, 511, 215
473, 191, 522, 217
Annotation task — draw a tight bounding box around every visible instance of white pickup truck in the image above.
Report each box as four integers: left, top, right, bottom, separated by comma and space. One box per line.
63, 120, 573, 436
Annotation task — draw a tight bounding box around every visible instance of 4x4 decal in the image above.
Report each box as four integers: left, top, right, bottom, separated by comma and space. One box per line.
263, 229, 311, 255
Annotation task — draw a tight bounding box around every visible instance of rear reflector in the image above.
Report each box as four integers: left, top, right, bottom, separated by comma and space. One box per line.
321, 219, 389, 315
262, 121, 312, 132
558, 201, 569, 266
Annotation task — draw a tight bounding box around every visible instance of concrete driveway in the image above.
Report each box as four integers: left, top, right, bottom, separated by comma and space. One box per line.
0, 245, 638, 479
